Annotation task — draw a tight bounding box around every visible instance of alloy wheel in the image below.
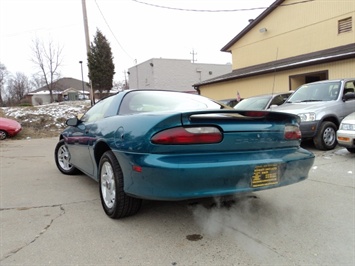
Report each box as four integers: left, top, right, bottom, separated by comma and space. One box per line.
57, 144, 73, 171
100, 161, 116, 209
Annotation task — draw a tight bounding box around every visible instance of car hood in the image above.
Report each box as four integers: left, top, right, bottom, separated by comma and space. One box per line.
0, 117, 21, 128
342, 112, 355, 124
273, 102, 332, 114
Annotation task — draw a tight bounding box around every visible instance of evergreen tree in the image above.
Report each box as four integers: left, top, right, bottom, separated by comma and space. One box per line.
87, 29, 115, 102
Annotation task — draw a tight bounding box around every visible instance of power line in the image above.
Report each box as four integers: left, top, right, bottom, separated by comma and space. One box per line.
131, 0, 267, 12
94, 0, 134, 61
92, 0, 315, 72
131, 0, 314, 13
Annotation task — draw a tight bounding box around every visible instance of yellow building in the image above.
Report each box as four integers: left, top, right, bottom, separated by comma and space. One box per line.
194, 0, 355, 101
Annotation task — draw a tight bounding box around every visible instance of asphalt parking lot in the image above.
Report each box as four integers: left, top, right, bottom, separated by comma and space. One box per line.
1, 137, 354, 265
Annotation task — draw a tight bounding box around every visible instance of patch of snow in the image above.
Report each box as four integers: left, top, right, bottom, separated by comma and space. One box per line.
1, 100, 90, 129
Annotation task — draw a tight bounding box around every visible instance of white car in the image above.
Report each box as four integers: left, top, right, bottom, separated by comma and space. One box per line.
337, 112, 355, 153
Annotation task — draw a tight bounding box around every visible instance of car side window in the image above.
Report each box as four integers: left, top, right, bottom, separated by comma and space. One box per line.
81, 95, 115, 123
344, 81, 355, 95
270, 95, 285, 106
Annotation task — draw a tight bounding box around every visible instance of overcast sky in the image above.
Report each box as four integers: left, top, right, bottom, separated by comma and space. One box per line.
0, 0, 274, 82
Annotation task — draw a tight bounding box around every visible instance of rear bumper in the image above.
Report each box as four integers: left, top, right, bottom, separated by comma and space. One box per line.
114, 148, 315, 201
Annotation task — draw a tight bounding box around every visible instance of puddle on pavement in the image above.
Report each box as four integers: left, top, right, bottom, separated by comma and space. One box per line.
186, 234, 203, 241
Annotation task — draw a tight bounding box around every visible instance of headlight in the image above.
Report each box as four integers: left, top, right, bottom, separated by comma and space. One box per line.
298, 112, 316, 122
340, 123, 355, 131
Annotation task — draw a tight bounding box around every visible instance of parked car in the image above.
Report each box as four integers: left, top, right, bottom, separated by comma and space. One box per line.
0, 117, 22, 140
234, 92, 293, 110
54, 90, 314, 219
274, 79, 355, 150
337, 112, 355, 153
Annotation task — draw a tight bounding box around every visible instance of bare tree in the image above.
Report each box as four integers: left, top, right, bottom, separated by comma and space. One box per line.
29, 73, 46, 91
112, 80, 126, 91
0, 62, 9, 106
31, 38, 63, 103
7, 72, 31, 104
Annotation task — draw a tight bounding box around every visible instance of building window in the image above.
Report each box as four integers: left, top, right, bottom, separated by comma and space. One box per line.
289, 71, 329, 90
338, 17, 352, 34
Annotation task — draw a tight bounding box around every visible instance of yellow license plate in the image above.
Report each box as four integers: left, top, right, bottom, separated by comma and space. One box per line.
251, 164, 279, 188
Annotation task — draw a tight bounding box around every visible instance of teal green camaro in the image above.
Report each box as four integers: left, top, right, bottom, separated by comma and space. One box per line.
55, 90, 314, 219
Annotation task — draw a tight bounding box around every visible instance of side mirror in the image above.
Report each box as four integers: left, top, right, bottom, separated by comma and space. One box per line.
66, 117, 79, 126
343, 92, 355, 102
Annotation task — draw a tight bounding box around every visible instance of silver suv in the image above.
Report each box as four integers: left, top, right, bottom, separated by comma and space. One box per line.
274, 79, 355, 150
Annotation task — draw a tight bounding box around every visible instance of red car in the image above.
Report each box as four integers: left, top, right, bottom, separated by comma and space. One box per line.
0, 117, 22, 140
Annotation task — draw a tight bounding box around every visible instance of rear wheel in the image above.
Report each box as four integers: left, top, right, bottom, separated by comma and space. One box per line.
99, 151, 142, 219
54, 140, 80, 175
346, 148, 355, 153
0, 130, 7, 140
313, 121, 337, 150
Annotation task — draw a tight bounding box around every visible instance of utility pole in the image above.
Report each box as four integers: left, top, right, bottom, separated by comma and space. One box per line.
81, 0, 94, 105
135, 59, 139, 89
82, 0, 90, 52
124, 70, 128, 90
79, 61, 85, 99
190, 49, 197, 63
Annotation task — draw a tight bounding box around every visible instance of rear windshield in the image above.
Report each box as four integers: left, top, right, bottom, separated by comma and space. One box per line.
119, 91, 225, 115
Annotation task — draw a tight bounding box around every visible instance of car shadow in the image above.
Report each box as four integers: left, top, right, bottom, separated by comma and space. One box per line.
301, 139, 316, 150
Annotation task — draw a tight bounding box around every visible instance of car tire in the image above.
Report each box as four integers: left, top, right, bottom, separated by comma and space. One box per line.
346, 148, 355, 153
313, 121, 337, 150
99, 151, 142, 219
54, 139, 80, 175
0, 130, 7, 140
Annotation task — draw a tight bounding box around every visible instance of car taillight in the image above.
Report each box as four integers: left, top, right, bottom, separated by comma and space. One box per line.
284, 125, 301, 140
151, 126, 223, 144
245, 111, 267, 117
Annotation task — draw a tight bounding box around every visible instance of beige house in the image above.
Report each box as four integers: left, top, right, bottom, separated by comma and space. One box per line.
27, 78, 90, 105
194, 0, 355, 101
27, 77, 124, 105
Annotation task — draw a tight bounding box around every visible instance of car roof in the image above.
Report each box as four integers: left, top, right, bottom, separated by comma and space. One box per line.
303, 78, 354, 85
245, 92, 292, 98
